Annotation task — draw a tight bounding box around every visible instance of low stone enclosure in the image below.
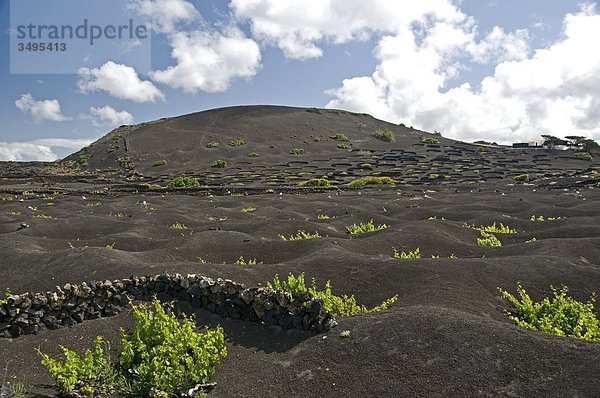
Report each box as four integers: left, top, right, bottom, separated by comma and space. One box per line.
0, 274, 336, 338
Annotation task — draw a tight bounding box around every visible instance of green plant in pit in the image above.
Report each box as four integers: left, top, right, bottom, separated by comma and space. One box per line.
152, 160, 167, 167
279, 230, 321, 241
347, 176, 395, 188
120, 300, 227, 397
234, 256, 258, 265
530, 215, 560, 222
575, 152, 593, 161
0, 196, 15, 201
393, 247, 421, 259
514, 173, 529, 182
39, 336, 118, 397
346, 220, 389, 235
373, 129, 395, 142
170, 222, 188, 230
206, 141, 219, 149
197, 257, 207, 264
228, 139, 246, 147
241, 206, 256, 213
211, 159, 228, 168
289, 148, 304, 155
0, 289, 13, 306
421, 136, 440, 145
106, 243, 115, 249
330, 133, 348, 141
427, 216, 445, 220
248, 152, 259, 158
32, 213, 55, 219
477, 231, 502, 247
499, 284, 600, 342
86, 202, 102, 207
299, 178, 331, 187
111, 213, 127, 218
168, 176, 200, 188
337, 143, 351, 149
317, 214, 335, 220
465, 222, 516, 234
361, 163, 373, 169
267, 273, 397, 317
6, 210, 22, 216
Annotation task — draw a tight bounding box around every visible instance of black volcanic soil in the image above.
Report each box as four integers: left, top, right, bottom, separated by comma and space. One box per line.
0, 106, 599, 397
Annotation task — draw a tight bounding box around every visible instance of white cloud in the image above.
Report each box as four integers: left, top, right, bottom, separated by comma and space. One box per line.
78, 61, 164, 103
150, 27, 261, 93
15, 94, 70, 123
89, 106, 134, 127
326, 3, 600, 144
128, 0, 201, 34
0, 138, 93, 162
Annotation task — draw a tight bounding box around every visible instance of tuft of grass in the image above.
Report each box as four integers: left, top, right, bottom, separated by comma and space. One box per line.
299, 178, 331, 187
229, 139, 246, 147
248, 152, 260, 158
279, 230, 321, 241
168, 176, 200, 188
211, 159, 228, 168
330, 133, 349, 141
111, 212, 127, 218
241, 206, 256, 213
477, 231, 502, 247
289, 148, 304, 155
32, 213, 55, 220
514, 173, 529, 182
206, 141, 219, 149
499, 284, 600, 342
347, 176, 395, 188
6, 210, 22, 216
317, 214, 335, 220
393, 247, 421, 259
530, 215, 561, 222
421, 136, 440, 145
346, 220, 389, 235
234, 256, 259, 266
267, 273, 397, 316
373, 129, 395, 142
337, 143, 351, 149
106, 243, 115, 249
170, 222, 189, 230
153, 159, 167, 167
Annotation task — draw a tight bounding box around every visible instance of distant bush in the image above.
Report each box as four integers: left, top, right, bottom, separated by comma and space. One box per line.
229, 139, 246, 147
347, 176, 395, 188
170, 222, 189, 230
530, 215, 561, 222
211, 159, 228, 168
248, 152, 260, 158
78, 153, 93, 167
361, 163, 373, 169
234, 256, 258, 265
421, 136, 440, 145
464, 222, 516, 234
299, 178, 331, 187
289, 148, 304, 155
206, 141, 219, 149
153, 159, 167, 167
267, 273, 397, 316
514, 173, 529, 182
318, 214, 334, 220
330, 133, 348, 142
338, 143, 351, 150
393, 247, 421, 259
168, 176, 200, 188
279, 230, 321, 241
306, 108, 322, 114
347, 220, 389, 235
477, 231, 502, 247
499, 284, 600, 342
241, 206, 256, 213
373, 130, 395, 142
575, 152, 593, 161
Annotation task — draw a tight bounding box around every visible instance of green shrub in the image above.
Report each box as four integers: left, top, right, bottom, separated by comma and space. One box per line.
39, 336, 119, 396
211, 159, 228, 168
299, 178, 331, 187
120, 300, 227, 397
248, 152, 259, 158
393, 247, 421, 259
153, 160, 167, 167
279, 230, 321, 241
317, 214, 334, 220
168, 176, 200, 188
228, 139, 246, 147
206, 141, 219, 149
267, 273, 397, 317
170, 222, 188, 230
477, 231, 502, 247
575, 152, 593, 161
421, 136, 440, 145
289, 148, 304, 155
346, 220, 389, 235
530, 215, 561, 222
241, 206, 256, 213
6, 210, 22, 216
361, 163, 373, 169
373, 130, 395, 142
78, 153, 93, 167
514, 174, 529, 182
32, 213, 55, 220
347, 176, 395, 188
330, 133, 348, 142
234, 256, 258, 265
499, 284, 600, 342
338, 143, 351, 149
464, 222, 516, 234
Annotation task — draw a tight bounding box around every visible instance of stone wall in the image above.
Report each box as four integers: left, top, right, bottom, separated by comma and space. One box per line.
0, 274, 336, 338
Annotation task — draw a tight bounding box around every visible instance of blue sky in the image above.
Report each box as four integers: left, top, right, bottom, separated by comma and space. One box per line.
1, 0, 598, 160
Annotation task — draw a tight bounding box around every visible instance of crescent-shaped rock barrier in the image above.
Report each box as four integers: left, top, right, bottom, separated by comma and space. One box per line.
0, 274, 336, 338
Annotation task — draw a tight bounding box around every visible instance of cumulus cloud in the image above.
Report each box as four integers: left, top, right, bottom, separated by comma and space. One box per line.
150, 28, 261, 93
78, 61, 164, 103
0, 138, 93, 162
326, 3, 600, 144
89, 106, 134, 127
15, 94, 70, 123
128, 0, 201, 34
